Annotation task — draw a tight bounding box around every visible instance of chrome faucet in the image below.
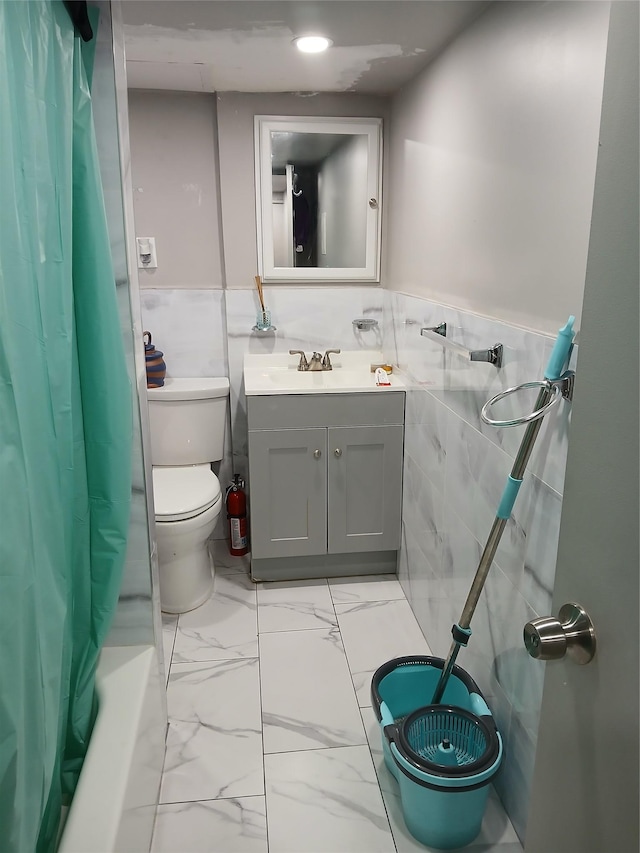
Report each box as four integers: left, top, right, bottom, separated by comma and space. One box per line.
289, 349, 341, 371
308, 352, 324, 371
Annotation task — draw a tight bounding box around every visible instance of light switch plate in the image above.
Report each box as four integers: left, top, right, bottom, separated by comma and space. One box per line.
136, 236, 157, 269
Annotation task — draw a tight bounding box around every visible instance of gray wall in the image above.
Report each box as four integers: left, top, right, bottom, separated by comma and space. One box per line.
384, 0, 610, 335
128, 91, 224, 289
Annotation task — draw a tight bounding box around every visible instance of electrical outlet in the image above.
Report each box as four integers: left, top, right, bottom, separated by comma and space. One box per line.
136, 237, 157, 269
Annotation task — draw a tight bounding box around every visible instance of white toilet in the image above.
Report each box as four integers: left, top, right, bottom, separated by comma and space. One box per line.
147, 377, 230, 613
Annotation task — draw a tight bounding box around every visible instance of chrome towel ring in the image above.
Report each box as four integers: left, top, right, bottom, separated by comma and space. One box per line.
481, 372, 575, 428
481, 381, 560, 427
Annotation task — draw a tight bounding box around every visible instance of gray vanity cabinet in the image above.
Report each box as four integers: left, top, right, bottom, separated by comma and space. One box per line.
247, 392, 405, 581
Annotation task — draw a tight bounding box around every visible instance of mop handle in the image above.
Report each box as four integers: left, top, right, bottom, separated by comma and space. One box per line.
431, 317, 576, 704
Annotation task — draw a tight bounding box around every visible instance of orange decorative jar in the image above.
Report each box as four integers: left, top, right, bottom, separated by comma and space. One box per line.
143, 331, 166, 388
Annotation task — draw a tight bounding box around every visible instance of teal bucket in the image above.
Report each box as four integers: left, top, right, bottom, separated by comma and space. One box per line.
371, 656, 503, 850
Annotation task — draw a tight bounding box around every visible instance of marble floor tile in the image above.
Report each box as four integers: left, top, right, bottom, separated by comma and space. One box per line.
161, 613, 178, 685
173, 573, 257, 663
260, 627, 365, 753
360, 707, 522, 853
264, 745, 396, 853
152, 797, 268, 853
155, 556, 521, 853
160, 659, 263, 804
210, 539, 250, 575
257, 578, 336, 633
329, 574, 405, 604
335, 599, 432, 706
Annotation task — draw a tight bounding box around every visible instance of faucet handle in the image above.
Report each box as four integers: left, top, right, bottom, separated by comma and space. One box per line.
289, 350, 309, 371
322, 349, 341, 369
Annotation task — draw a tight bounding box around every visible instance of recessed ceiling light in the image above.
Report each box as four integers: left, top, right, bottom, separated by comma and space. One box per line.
293, 36, 333, 54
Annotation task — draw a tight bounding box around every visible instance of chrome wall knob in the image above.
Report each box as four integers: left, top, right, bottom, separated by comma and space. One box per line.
313, 449, 322, 459
334, 448, 342, 458
523, 602, 596, 664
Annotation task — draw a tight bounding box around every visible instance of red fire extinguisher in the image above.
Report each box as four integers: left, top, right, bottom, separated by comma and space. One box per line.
226, 475, 249, 556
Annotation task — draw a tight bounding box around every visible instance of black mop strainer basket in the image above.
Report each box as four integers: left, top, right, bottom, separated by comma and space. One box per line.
397, 705, 500, 776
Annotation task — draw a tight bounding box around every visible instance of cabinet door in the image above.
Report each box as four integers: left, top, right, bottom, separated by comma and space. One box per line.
248, 428, 327, 559
327, 425, 403, 554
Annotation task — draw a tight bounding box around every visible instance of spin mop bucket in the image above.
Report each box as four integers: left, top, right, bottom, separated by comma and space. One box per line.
372, 657, 503, 850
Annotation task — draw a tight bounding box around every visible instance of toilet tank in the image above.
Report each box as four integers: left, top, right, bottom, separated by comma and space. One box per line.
147, 378, 230, 466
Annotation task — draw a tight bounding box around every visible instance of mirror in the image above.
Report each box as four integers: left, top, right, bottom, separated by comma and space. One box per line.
255, 116, 382, 282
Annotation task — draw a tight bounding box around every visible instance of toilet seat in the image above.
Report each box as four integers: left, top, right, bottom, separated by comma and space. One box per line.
153, 464, 222, 522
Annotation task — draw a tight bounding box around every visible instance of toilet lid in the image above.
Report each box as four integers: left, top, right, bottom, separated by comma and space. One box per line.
153, 465, 222, 522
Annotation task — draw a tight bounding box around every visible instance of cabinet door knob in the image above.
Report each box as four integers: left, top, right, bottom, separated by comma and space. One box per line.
313, 449, 322, 459
334, 448, 342, 458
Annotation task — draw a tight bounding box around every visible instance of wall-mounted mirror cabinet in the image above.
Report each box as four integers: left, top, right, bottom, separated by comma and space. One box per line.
254, 116, 382, 283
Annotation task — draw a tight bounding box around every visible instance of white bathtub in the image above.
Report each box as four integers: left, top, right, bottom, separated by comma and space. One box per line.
58, 645, 167, 852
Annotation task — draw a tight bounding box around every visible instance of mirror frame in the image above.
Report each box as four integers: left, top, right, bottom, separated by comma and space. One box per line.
254, 115, 382, 283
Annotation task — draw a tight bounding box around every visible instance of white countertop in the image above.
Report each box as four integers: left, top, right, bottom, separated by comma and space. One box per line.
243, 351, 406, 396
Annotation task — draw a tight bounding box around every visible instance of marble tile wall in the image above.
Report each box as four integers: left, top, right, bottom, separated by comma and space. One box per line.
384, 290, 576, 842
139, 286, 384, 539
139, 289, 228, 379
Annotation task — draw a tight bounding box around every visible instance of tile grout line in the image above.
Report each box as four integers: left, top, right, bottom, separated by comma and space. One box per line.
329, 581, 399, 853
256, 584, 271, 853
156, 793, 266, 807
152, 615, 178, 851
168, 655, 260, 668
257, 623, 340, 635
358, 704, 399, 853
162, 615, 179, 686
328, 580, 363, 704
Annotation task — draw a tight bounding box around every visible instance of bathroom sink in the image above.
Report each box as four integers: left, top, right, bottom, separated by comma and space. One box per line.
244, 352, 405, 395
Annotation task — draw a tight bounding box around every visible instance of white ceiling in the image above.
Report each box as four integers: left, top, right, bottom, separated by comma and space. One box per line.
122, 1, 490, 94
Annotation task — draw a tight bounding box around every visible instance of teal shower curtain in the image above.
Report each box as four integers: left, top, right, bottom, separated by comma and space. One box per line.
0, 3, 132, 850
